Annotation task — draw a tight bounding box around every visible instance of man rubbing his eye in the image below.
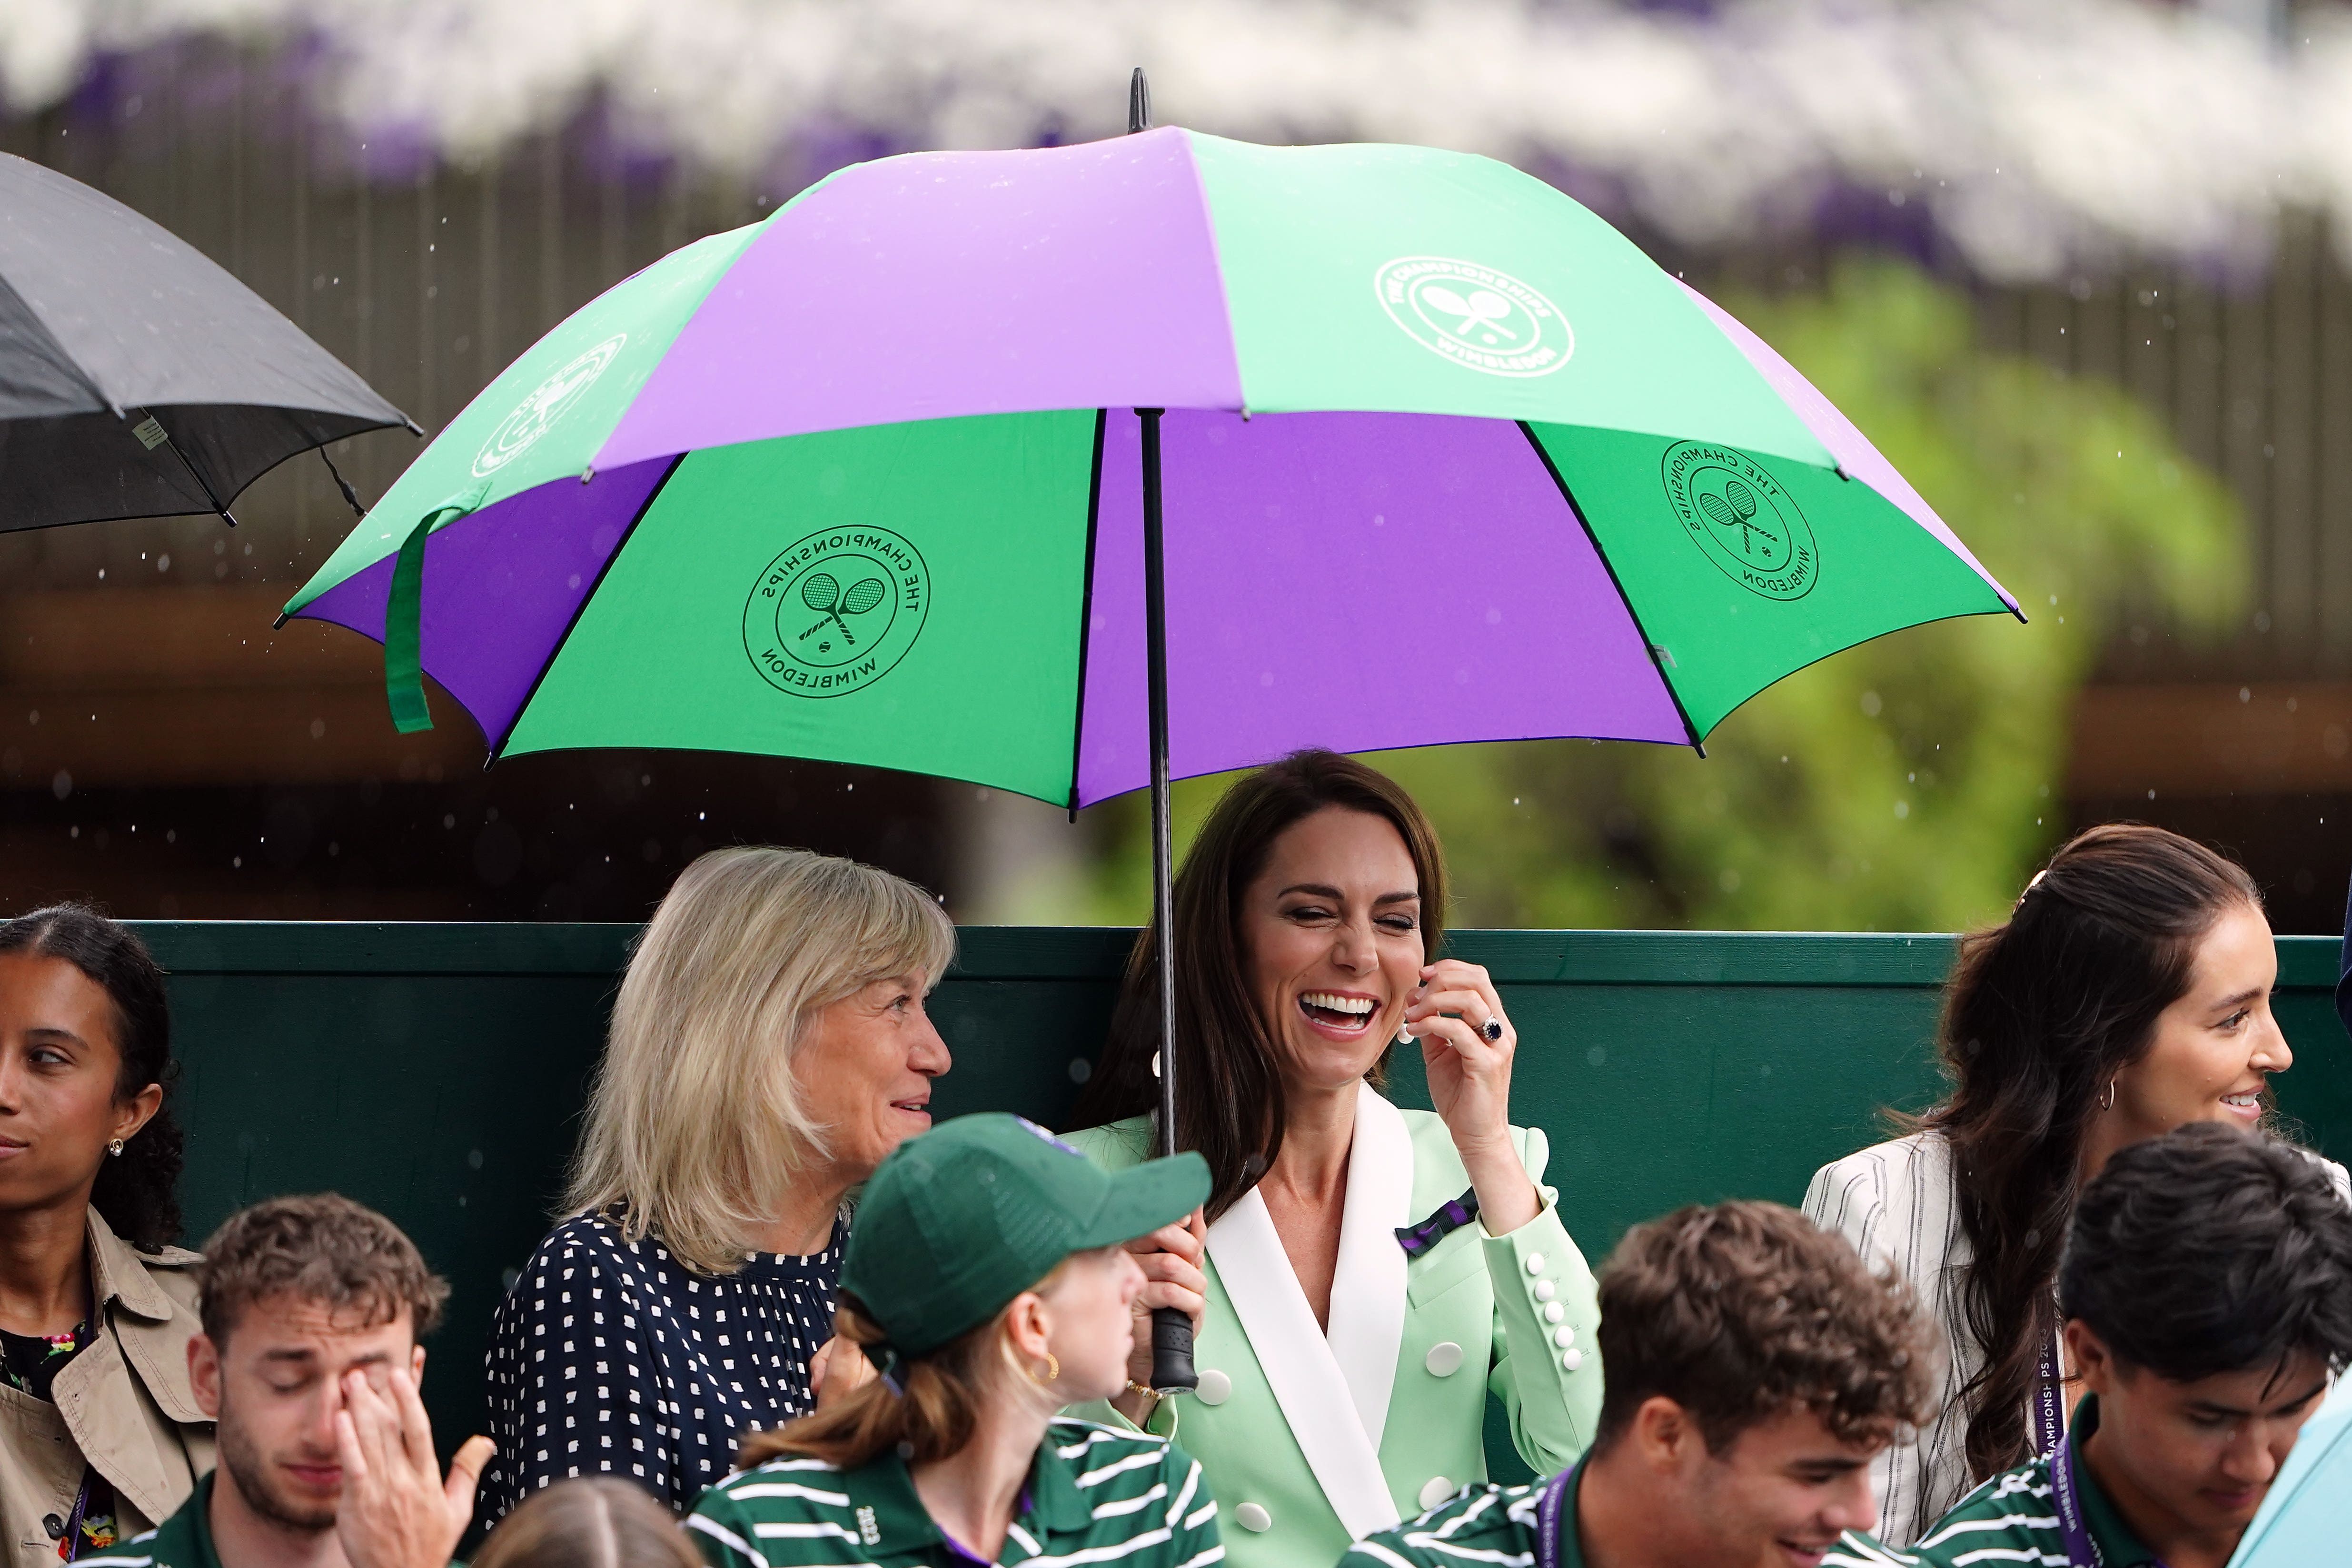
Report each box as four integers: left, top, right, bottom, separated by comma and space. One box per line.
76, 1195, 492, 1568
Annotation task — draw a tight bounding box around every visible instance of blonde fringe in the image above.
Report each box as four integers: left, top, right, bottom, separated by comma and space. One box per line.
563, 847, 954, 1277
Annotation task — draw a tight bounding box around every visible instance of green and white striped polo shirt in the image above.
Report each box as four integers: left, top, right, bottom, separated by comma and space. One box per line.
686, 1419, 1222, 1568
1338, 1464, 1911, 1568
71, 1475, 462, 1568
1906, 1399, 2158, 1568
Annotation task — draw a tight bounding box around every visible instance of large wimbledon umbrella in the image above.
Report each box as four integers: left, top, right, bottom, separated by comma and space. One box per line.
284, 97, 2018, 1383
0, 153, 412, 531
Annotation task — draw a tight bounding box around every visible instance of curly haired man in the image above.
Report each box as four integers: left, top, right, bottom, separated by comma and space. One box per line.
1339, 1200, 1935, 1568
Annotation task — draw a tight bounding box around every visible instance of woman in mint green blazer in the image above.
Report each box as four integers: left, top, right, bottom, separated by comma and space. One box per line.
1064, 750, 1603, 1568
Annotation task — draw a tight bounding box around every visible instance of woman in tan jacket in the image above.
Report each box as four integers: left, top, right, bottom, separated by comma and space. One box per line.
0, 907, 210, 1568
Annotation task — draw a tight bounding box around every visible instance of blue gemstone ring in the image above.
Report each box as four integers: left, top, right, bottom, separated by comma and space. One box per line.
1481, 1019, 1504, 1043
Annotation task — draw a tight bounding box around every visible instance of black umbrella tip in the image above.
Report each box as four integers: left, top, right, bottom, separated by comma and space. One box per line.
1129, 68, 1151, 134
402, 417, 426, 437
271, 612, 289, 631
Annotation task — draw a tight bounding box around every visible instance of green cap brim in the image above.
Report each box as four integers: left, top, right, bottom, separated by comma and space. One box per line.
1076, 1150, 1211, 1250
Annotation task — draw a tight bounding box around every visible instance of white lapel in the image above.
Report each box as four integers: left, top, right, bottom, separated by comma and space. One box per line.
1324, 1083, 1414, 1448
1205, 1081, 1415, 1541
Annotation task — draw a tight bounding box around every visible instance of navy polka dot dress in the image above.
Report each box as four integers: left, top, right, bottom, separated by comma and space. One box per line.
475, 1210, 844, 1528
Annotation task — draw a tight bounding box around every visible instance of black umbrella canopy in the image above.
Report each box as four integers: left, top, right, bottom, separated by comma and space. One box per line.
0, 152, 413, 533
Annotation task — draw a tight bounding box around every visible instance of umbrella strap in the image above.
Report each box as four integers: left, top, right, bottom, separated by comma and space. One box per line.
385, 501, 473, 734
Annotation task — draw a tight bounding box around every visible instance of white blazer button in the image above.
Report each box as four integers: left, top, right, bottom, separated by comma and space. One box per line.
1235, 1504, 1272, 1533
1525, 1253, 1546, 1275
1196, 1369, 1232, 1405
1562, 1348, 1584, 1371
1424, 1341, 1464, 1377
1543, 1301, 1565, 1324
1418, 1477, 1455, 1511
1553, 1326, 1575, 1348
1533, 1280, 1556, 1301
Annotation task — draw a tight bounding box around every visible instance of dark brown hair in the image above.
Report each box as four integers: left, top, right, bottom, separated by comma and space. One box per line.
1069, 750, 1448, 1221
473, 1479, 701, 1568
1919, 823, 2260, 1482
2064, 1123, 2352, 1385
1594, 1201, 1936, 1453
739, 1285, 1026, 1473
0, 904, 183, 1249
198, 1193, 449, 1346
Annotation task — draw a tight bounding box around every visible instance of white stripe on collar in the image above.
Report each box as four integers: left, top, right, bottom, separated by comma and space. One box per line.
1206, 1081, 1414, 1540
1325, 1082, 1414, 1448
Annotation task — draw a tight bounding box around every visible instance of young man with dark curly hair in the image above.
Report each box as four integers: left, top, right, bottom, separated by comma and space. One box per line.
1338, 1200, 1936, 1568
1907, 1123, 2352, 1568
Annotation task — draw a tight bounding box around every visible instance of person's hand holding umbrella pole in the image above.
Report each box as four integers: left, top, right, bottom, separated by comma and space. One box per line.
1110, 1211, 1209, 1426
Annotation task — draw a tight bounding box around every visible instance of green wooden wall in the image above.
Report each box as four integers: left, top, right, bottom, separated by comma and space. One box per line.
129, 923, 2351, 1479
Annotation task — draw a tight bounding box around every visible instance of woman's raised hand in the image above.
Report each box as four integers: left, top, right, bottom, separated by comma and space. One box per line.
1112, 1210, 1209, 1425
1406, 958, 1540, 1233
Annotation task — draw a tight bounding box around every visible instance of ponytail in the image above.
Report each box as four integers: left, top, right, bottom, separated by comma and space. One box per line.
738, 1287, 1033, 1473
1914, 823, 2260, 1483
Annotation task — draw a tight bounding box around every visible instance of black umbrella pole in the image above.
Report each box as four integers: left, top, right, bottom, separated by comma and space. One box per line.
1139, 406, 1197, 1395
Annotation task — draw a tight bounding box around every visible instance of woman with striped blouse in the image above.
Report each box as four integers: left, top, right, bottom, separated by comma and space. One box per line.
688, 1114, 1222, 1568
1804, 824, 2350, 1546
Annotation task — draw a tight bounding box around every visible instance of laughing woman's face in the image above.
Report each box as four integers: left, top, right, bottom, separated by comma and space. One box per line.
2109, 901, 2291, 1147
1240, 806, 1424, 1095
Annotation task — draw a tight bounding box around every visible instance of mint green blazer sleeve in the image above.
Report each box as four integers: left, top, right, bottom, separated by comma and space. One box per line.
1480, 1124, 1603, 1474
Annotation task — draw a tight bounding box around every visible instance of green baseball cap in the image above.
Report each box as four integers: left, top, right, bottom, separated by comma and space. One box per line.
841, 1113, 1209, 1360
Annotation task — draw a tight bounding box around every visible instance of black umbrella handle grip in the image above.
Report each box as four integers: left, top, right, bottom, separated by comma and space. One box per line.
1149, 1305, 1198, 1394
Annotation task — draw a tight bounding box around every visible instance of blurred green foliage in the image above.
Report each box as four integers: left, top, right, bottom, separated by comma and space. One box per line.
1082, 257, 2245, 933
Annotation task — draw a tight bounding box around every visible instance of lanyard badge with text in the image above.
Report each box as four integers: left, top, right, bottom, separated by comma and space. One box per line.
2040, 1336, 2165, 1568
1535, 1465, 1577, 1568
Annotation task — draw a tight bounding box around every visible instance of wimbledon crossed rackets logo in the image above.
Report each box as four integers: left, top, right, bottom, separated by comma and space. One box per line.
742, 526, 930, 697
472, 334, 627, 478
1660, 441, 1819, 600
1375, 257, 1573, 378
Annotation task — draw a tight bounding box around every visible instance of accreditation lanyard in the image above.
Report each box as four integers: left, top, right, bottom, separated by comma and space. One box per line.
2039, 1338, 2165, 1568
1535, 1463, 1578, 1568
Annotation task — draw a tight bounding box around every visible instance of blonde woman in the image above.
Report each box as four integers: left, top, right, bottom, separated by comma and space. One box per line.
476, 847, 956, 1527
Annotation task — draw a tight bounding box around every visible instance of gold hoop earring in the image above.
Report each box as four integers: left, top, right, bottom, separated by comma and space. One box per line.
2097, 1079, 2116, 1113
107, 1139, 125, 1157
1025, 1352, 1060, 1387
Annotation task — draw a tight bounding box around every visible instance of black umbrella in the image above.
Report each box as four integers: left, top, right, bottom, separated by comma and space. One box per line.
0, 152, 414, 533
